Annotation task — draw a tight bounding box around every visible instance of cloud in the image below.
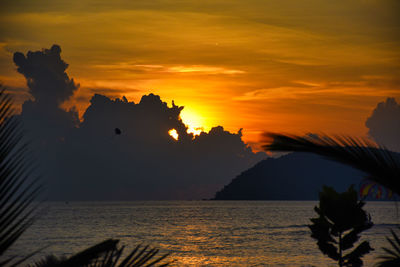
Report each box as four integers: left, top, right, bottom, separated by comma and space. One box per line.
86, 86, 139, 95
232, 86, 323, 101
94, 63, 245, 75
14, 45, 266, 200
2, 0, 399, 142
365, 97, 400, 152
13, 45, 80, 144
164, 65, 245, 75
13, 44, 78, 106
49, 93, 265, 200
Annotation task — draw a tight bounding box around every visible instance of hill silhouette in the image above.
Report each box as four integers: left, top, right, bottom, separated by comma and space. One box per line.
213, 152, 364, 200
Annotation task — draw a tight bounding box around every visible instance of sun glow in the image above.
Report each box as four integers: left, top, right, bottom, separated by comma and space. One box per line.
180, 109, 206, 136
168, 129, 179, 140
187, 127, 203, 136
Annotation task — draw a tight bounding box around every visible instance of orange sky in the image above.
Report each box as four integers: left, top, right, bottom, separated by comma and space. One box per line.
0, 0, 399, 149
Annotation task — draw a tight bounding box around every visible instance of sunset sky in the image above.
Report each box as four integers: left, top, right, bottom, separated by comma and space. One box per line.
1, 0, 399, 148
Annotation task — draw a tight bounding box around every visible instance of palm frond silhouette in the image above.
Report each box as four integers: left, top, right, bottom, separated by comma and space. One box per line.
375, 227, 400, 267
263, 133, 400, 195
30, 239, 173, 267
0, 87, 41, 265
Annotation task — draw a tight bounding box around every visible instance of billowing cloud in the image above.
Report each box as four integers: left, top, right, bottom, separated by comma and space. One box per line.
14, 45, 265, 200
13, 45, 79, 143
13, 44, 78, 106
365, 97, 400, 152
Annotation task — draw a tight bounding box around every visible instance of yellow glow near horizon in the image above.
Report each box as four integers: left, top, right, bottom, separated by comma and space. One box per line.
168, 129, 179, 140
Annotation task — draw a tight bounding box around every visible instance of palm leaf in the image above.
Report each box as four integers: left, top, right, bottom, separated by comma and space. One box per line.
30, 239, 173, 267
263, 133, 400, 195
0, 87, 41, 265
375, 228, 400, 266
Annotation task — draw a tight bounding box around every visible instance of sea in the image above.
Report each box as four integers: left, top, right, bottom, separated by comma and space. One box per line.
6, 201, 399, 266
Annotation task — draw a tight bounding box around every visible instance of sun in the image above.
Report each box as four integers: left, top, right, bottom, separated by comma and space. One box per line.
179, 108, 206, 136
168, 129, 179, 140
168, 107, 208, 140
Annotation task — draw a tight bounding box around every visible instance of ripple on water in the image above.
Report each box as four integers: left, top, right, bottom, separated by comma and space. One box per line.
5, 201, 399, 266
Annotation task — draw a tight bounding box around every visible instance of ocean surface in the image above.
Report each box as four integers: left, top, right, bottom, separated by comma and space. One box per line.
7, 201, 399, 266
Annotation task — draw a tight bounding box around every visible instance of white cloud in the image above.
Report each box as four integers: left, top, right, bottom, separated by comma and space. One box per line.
365, 97, 400, 152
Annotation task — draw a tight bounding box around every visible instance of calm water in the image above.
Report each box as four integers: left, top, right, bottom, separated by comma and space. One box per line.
7, 201, 399, 266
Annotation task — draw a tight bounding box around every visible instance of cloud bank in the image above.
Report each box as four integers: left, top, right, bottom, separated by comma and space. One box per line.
366, 97, 400, 152
14, 45, 266, 200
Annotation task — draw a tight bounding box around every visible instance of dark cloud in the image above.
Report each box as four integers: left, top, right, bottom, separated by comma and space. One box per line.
365, 97, 400, 152
14, 45, 266, 200
63, 94, 264, 200
13, 45, 79, 143
13, 44, 78, 106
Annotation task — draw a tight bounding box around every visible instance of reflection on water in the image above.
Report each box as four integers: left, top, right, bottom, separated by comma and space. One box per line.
7, 201, 399, 266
